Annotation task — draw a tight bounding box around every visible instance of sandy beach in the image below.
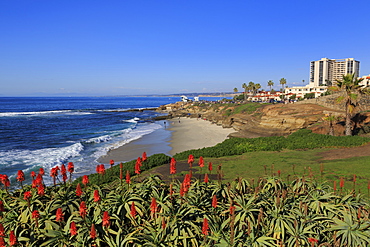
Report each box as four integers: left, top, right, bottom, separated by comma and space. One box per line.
98, 117, 235, 163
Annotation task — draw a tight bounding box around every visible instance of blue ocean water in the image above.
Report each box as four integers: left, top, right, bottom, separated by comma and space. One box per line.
0, 97, 178, 186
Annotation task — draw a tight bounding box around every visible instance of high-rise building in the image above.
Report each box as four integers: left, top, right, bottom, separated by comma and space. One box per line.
309, 58, 360, 87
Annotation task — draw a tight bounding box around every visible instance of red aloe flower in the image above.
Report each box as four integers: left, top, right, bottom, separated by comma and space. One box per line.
308, 237, 318, 244
16, 170, 25, 183
50, 167, 58, 185
61, 164, 67, 176
198, 156, 204, 168
56, 208, 64, 222
170, 157, 176, 175
67, 162, 74, 173
187, 154, 194, 166
353, 174, 356, 183
102, 211, 110, 228
204, 173, 209, 183
202, 217, 209, 235
340, 177, 344, 188
135, 157, 141, 174
126, 170, 131, 184
97, 164, 105, 175
70, 221, 77, 236
82, 175, 89, 186
141, 152, 148, 162
182, 174, 191, 193
32, 210, 40, 219
0, 201, 4, 212
212, 194, 218, 208
110, 159, 114, 168
162, 217, 166, 229
30, 171, 36, 180
39, 167, 45, 176
208, 162, 213, 172
35, 174, 43, 186
0, 237, 5, 247
9, 230, 16, 246
0, 175, 10, 188
130, 201, 137, 218
0, 223, 4, 236
277, 170, 281, 177
32, 179, 37, 188
23, 191, 32, 201
93, 190, 101, 202
229, 205, 236, 215
76, 183, 83, 197
142, 152, 147, 162
79, 201, 87, 218
90, 224, 97, 239
150, 197, 157, 214
333, 181, 337, 192
37, 184, 45, 197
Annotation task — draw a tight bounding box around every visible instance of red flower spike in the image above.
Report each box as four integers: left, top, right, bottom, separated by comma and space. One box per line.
32, 179, 37, 188
76, 183, 83, 197
61, 164, 67, 176
277, 170, 281, 177
9, 230, 16, 246
56, 208, 64, 222
24, 191, 32, 201
90, 224, 97, 239
187, 154, 194, 165
35, 174, 43, 186
150, 197, 157, 214
204, 173, 209, 183
135, 158, 141, 174
333, 181, 337, 191
82, 175, 89, 186
102, 211, 110, 228
93, 190, 101, 202
130, 201, 137, 218
202, 218, 209, 235
32, 210, 40, 219
110, 159, 114, 168
208, 162, 213, 172
142, 152, 147, 162
353, 174, 356, 183
229, 205, 236, 215
70, 222, 77, 236
39, 167, 45, 176
162, 218, 166, 229
126, 170, 131, 184
67, 162, 74, 173
37, 184, 45, 197
170, 157, 176, 175
62, 173, 68, 183
16, 170, 25, 182
79, 201, 87, 218
0, 223, 4, 236
0, 237, 5, 247
30, 171, 36, 180
212, 195, 218, 208
199, 156, 204, 167
308, 238, 318, 243
340, 177, 344, 188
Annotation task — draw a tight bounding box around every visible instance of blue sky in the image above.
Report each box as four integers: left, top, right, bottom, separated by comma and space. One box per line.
1, 0, 369, 96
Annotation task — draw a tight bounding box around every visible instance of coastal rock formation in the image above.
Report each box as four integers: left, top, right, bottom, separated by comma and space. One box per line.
158, 100, 370, 138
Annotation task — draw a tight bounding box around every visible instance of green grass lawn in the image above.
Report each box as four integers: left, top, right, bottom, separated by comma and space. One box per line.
188, 148, 370, 197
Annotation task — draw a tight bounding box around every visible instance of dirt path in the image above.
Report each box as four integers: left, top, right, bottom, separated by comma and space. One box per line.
317, 142, 370, 160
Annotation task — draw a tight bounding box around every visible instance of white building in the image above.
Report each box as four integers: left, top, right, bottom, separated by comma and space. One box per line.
309, 58, 360, 87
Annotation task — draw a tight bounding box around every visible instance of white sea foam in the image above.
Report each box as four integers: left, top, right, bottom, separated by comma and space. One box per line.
123, 117, 140, 123
85, 135, 113, 144
0, 143, 84, 183
0, 110, 93, 117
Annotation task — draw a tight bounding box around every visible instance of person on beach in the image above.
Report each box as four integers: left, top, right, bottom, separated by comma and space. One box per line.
178, 117, 180, 123
164, 121, 167, 128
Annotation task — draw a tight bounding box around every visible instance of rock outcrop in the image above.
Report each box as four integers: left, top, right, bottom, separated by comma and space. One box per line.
157, 101, 370, 138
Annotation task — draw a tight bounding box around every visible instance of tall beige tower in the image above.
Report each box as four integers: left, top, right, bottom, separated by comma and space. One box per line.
309, 58, 360, 87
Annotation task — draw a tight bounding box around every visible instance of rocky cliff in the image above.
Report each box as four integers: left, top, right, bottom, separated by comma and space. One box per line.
157, 100, 370, 138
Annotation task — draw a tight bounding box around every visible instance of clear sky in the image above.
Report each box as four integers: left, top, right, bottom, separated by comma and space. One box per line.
1, 0, 369, 96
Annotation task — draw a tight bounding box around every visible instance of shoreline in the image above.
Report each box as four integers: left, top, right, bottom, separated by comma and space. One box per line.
98, 117, 235, 163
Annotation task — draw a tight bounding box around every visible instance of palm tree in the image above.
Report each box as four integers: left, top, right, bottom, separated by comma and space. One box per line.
322, 113, 338, 136
254, 83, 261, 94
233, 87, 238, 93
242, 83, 248, 101
267, 80, 274, 92
248, 81, 256, 95
331, 73, 365, 136
279, 78, 287, 91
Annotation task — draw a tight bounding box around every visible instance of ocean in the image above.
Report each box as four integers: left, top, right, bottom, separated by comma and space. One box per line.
0, 96, 228, 187
0, 96, 178, 186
